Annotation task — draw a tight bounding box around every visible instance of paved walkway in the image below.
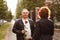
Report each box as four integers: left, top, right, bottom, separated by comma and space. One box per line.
53, 29, 60, 40
5, 20, 16, 40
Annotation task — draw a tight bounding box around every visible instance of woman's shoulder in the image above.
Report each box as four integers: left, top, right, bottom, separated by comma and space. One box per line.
48, 19, 53, 23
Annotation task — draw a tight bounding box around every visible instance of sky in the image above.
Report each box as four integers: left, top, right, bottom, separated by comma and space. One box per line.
5, 0, 18, 16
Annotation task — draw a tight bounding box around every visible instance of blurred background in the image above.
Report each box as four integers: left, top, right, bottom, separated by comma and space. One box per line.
0, 0, 60, 40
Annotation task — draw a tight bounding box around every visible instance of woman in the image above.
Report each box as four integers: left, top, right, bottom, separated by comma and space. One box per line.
33, 7, 54, 40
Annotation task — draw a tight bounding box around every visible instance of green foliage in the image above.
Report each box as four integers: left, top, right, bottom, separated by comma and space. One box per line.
0, 0, 8, 20
0, 0, 12, 21
16, 0, 22, 18
5, 10, 13, 22
16, 0, 45, 18
22, 0, 45, 10
0, 22, 10, 40
50, 3, 60, 22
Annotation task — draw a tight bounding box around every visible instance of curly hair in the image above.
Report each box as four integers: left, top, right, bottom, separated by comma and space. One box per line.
39, 7, 51, 19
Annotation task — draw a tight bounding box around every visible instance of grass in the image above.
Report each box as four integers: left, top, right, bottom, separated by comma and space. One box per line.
0, 22, 10, 40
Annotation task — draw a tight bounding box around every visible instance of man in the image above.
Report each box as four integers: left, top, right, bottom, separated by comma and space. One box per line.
12, 9, 34, 40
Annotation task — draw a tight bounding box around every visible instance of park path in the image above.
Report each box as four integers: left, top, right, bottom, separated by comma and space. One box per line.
5, 19, 60, 40
5, 19, 16, 40
53, 29, 60, 40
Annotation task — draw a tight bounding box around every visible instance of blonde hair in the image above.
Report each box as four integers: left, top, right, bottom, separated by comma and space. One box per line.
21, 9, 29, 14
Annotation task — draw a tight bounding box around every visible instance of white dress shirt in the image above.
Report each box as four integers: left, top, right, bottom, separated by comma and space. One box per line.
22, 18, 31, 39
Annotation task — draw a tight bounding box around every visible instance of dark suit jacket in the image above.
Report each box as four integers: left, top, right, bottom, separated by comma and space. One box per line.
33, 18, 54, 40
12, 18, 34, 40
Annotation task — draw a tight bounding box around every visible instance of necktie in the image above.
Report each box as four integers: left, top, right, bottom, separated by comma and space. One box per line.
25, 21, 28, 24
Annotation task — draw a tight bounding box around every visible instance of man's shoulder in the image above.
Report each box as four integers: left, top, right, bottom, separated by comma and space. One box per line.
28, 19, 33, 22
36, 20, 40, 23
15, 18, 22, 23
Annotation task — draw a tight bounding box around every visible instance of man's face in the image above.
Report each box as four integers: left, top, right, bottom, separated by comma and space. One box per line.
22, 12, 29, 18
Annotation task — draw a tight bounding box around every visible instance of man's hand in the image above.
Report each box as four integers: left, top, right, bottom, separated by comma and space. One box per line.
29, 37, 32, 40
30, 37, 32, 40
21, 30, 26, 34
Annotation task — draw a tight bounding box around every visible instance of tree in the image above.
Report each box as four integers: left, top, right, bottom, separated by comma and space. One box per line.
16, 0, 22, 18
0, 0, 8, 20
50, 1, 60, 22
21, 0, 45, 10
16, 0, 45, 18
54, 4, 60, 22
6, 10, 13, 21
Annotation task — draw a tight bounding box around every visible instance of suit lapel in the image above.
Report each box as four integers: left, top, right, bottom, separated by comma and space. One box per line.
18, 19, 24, 28
28, 20, 32, 29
